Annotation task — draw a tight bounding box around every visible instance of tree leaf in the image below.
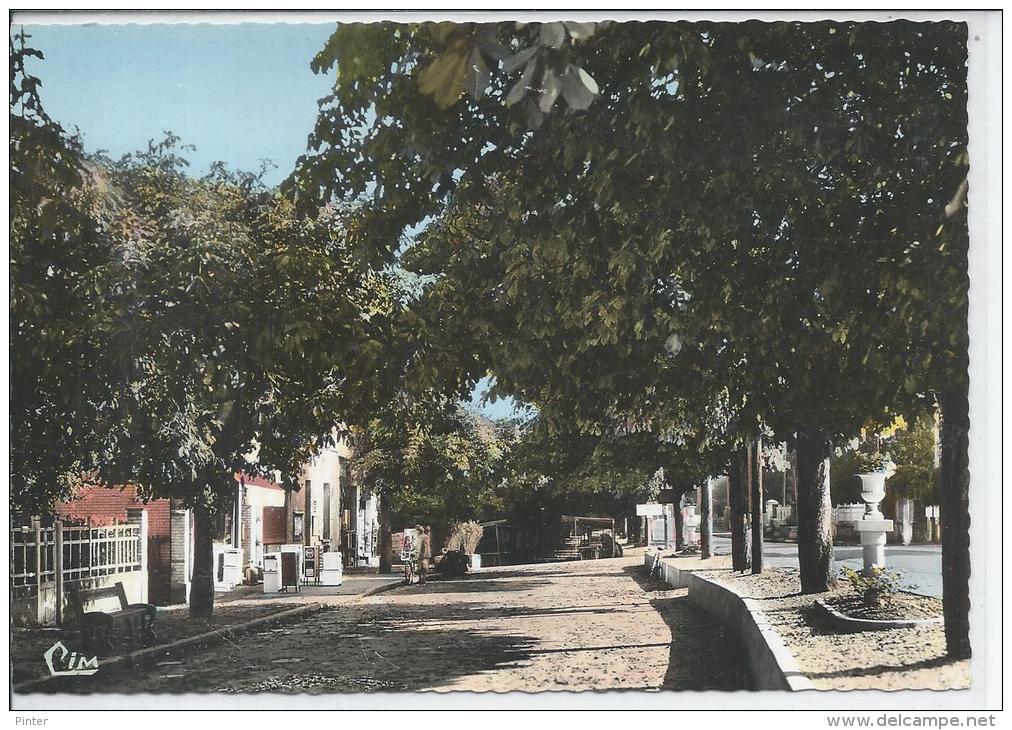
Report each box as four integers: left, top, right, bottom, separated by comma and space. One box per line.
563, 22, 597, 41
539, 22, 567, 49
523, 98, 545, 129
577, 66, 599, 96
501, 45, 538, 74
417, 43, 471, 109
463, 47, 491, 100
505, 58, 536, 107
561, 63, 596, 110
539, 67, 562, 113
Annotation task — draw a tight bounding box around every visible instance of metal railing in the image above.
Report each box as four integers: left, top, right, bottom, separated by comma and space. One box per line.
12, 520, 143, 595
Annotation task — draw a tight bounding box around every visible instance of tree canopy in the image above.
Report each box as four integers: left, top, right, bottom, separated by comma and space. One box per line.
290, 18, 968, 461
84, 139, 396, 508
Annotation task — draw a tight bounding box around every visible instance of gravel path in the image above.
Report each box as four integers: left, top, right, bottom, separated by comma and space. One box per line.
29, 554, 747, 694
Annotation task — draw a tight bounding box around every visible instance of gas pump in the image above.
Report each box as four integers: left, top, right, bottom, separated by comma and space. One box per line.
304, 545, 320, 585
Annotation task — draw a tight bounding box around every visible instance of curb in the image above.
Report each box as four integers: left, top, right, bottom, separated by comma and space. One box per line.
813, 597, 943, 632
14, 602, 326, 693
643, 553, 814, 692
353, 578, 407, 600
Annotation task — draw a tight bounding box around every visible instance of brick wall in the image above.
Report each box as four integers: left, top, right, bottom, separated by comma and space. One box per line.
56, 485, 174, 605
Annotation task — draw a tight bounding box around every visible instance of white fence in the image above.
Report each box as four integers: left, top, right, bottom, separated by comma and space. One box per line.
766, 503, 794, 527
11, 514, 148, 627
832, 503, 866, 524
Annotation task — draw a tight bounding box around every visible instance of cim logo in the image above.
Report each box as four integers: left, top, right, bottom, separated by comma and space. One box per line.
44, 641, 99, 677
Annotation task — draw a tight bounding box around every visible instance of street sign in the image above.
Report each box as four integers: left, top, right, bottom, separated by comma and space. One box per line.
636, 503, 665, 517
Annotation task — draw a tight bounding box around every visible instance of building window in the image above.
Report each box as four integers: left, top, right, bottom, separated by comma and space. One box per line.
293, 512, 304, 542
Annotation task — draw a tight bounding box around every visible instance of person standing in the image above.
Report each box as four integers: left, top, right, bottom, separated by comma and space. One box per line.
407, 525, 424, 585
419, 526, 433, 584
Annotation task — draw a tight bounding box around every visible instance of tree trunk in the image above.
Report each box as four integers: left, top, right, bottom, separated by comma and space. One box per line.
790, 450, 799, 506
673, 501, 685, 552
729, 449, 751, 572
378, 489, 393, 574
938, 389, 971, 659
750, 442, 764, 574
189, 501, 215, 619
795, 430, 835, 593
700, 479, 713, 559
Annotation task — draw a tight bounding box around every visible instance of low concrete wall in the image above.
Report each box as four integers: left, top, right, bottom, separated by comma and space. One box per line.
643, 551, 812, 691
12, 571, 147, 628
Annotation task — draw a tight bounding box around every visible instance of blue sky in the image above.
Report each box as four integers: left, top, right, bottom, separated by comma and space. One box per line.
19, 20, 524, 420
20, 22, 335, 186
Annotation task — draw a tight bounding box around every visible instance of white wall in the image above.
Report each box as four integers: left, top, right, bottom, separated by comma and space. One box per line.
299, 435, 351, 547
357, 490, 380, 566
245, 483, 285, 509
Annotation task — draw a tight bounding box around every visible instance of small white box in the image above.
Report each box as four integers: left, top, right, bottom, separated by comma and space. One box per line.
319, 569, 343, 586
262, 553, 281, 593
213, 544, 243, 591
322, 552, 342, 571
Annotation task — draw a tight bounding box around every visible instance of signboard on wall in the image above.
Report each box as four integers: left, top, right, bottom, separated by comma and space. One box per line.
636, 504, 665, 517
399, 529, 415, 559
304, 546, 318, 581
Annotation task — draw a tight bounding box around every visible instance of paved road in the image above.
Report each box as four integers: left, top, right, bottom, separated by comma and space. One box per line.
54, 552, 746, 694
710, 537, 941, 597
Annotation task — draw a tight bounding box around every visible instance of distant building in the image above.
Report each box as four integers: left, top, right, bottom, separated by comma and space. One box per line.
269, 438, 379, 568
54, 435, 379, 604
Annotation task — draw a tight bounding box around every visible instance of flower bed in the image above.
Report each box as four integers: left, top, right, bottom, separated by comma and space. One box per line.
822, 592, 942, 622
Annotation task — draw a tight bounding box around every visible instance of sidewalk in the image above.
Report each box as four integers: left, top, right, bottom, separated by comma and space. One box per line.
218, 573, 404, 606
12, 572, 403, 689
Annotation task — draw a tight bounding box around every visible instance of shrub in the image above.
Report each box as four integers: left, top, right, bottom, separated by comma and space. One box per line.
855, 451, 893, 474
444, 520, 484, 555
841, 565, 905, 607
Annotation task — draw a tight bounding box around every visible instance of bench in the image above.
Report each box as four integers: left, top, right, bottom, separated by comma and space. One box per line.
66, 581, 157, 652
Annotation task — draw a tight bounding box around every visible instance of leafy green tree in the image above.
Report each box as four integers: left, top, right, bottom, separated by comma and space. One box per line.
10, 30, 119, 520
831, 413, 940, 508
888, 413, 939, 504
351, 393, 519, 569
73, 142, 393, 617
292, 19, 969, 638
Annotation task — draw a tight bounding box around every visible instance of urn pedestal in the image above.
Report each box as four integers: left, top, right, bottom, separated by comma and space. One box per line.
853, 472, 894, 575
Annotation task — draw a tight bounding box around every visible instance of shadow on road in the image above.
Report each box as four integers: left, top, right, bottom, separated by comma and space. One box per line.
801, 654, 956, 681
32, 561, 751, 694
394, 578, 553, 595
28, 604, 543, 694
623, 565, 748, 690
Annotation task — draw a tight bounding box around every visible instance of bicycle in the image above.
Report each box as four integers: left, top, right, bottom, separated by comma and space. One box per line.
403, 555, 419, 585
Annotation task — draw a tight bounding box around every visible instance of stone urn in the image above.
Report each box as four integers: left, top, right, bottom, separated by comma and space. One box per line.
853, 472, 893, 576
857, 472, 888, 518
